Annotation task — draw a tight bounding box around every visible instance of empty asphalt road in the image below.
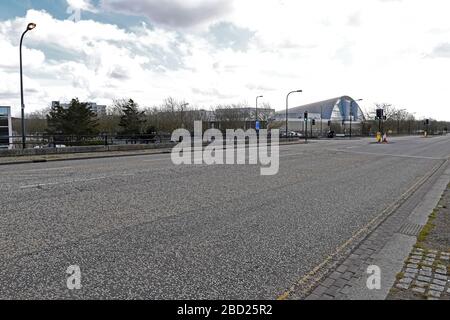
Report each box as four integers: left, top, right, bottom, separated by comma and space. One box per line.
1, 135, 449, 299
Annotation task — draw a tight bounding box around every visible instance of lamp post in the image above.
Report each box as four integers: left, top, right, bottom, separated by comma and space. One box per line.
20, 22, 37, 149
349, 99, 363, 139
286, 90, 302, 138
180, 102, 189, 129
256, 95, 263, 129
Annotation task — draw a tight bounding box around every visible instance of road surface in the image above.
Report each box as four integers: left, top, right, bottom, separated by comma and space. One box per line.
0, 135, 449, 299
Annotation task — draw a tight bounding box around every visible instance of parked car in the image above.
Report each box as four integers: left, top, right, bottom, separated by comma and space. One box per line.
280, 131, 303, 138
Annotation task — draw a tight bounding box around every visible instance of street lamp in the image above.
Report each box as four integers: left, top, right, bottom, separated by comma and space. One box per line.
286, 90, 302, 138
180, 102, 189, 129
20, 22, 37, 149
256, 95, 263, 129
349, 99, 363, 139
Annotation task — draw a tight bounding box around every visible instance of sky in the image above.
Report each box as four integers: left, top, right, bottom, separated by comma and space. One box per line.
1, 0, 450, 120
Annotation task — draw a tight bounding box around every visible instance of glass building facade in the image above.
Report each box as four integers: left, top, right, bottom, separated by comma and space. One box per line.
0, 106, 12, 149
273, 96, 366, 135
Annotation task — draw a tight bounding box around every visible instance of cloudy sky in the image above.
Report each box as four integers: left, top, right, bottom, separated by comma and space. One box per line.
1, 0, 450, 120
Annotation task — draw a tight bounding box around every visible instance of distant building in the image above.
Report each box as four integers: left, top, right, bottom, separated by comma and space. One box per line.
273, 96, 365, 135
212, 107, 275, 130
0, 106, 12, 149
51, 101, 107, 117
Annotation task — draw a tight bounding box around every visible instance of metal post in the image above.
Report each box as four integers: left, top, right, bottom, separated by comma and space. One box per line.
180, 103, 189, 129
304, 111, 308, 144
286, 90, 302, 140
19, 23, 36, 150
256, 95, 263, 129
20, 31, 26, 149
350, 111, 352, 139
305, 119, 307, 143
320, 105, 323, 138
349, 99, 362, 139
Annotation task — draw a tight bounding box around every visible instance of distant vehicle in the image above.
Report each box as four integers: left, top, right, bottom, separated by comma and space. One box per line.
291, 131, 303, 137
280, 131, 302, 138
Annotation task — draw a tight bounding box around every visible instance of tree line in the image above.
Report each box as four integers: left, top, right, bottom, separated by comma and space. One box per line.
19, 97, 275, 136
16, 99, 449, 137
361, 104, 449, 135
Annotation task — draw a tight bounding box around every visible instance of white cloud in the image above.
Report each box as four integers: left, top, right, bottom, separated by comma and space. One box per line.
100, 0, 233, 28
1, 0, 450, 121
67, 0, 97, 12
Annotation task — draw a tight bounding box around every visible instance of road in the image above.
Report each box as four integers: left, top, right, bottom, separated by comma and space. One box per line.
0, 135, 449, 299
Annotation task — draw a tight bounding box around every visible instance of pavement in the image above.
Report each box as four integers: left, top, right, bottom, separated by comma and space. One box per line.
0, 135, 449, 299
388, 182, 450, 300
0, 147, 175, 165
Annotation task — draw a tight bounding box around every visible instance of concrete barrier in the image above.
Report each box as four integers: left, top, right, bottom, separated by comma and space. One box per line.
0, 143, 177, 158
0, 139, 302, 158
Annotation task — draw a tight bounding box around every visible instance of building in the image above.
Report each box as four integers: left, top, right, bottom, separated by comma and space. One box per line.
273, 96, 365, 136
51, 101, 107, 117
167, 107, 276, 131
212, 107, 275, 130
0, 106, 12, 149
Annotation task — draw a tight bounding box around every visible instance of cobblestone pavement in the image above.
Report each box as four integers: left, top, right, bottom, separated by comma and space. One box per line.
388, 180, 450, 300
299, 161, 450, 300
391, 249, 449, 300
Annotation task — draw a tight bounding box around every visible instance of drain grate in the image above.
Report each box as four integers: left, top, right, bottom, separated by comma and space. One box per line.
398, 222, 423, 236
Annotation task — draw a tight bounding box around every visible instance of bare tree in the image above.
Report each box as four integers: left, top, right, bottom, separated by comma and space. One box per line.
214, 103, 251, 131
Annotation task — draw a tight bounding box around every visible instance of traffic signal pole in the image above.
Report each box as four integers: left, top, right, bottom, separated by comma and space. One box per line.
304, 111, 308, 144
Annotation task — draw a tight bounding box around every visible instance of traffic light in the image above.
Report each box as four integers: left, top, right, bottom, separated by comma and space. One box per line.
304, 111, 308, 120
328, 121, 332, 127
425, 119, 430, 125
376, 109, 384, 119
312, 119, 316, 126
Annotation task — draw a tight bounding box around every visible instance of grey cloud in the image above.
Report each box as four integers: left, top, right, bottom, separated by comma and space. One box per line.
100, 0, 233, 28
109, 65, 130, 80
245, 84, 276, 92
347, 12, 361, 27
192, 87, 235, 100
429, 43, 450, 58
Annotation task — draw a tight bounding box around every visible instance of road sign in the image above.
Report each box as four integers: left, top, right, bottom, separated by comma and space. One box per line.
256, 121, 260, 131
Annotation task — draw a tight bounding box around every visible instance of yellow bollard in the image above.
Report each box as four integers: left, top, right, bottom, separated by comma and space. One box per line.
376, 132, 382, 143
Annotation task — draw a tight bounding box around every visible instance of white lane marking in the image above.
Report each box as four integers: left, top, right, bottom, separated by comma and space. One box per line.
20, 176, 109, 189
330, 149, 445, 160
21, 166, 75, 173
142, 157, 173, 163
281, 152, 308, 158
20, 182, 60, 189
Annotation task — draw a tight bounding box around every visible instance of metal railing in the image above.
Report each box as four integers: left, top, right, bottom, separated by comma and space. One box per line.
2, 133, 174, 149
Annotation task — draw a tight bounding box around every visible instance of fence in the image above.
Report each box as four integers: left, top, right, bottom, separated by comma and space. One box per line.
3, 133, 175, 149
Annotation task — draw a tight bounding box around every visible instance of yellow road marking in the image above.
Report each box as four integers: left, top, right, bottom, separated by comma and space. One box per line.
277, 159, 447, 300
